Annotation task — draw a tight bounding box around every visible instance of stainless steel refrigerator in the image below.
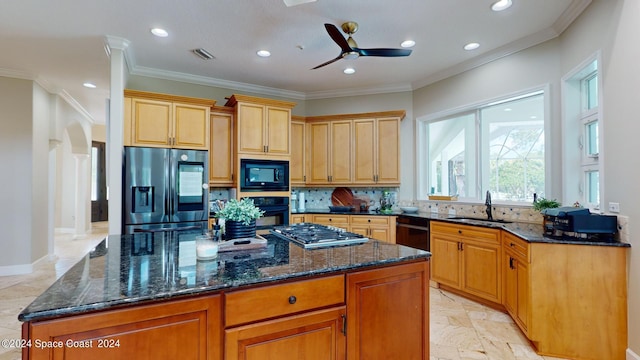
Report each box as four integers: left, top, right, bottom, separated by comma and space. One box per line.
122, 146, 209, 234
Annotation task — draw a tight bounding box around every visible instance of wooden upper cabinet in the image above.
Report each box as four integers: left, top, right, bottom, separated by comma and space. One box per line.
353, 117, 400, 185
290, 118, 306, 185
210, 107, 234, 186
375, 117, 401, 184
306, 120, 352, 185
225, 94, 296, 157
124, 89, 214, 150
305, 111, 404, 187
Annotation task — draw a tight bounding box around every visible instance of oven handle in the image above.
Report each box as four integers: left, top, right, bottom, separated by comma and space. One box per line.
258, 205, 290, 213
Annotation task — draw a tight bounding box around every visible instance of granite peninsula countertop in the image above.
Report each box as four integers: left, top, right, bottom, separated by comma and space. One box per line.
19, 232, 430, 322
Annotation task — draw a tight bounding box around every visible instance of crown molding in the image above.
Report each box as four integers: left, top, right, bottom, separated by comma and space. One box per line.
0, 68, 94, 124
553, 0, 592, 35
129, 65, 307, 100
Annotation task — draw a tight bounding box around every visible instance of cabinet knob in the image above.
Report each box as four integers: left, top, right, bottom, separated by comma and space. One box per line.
510, 243, 515, 247
368, 219, 371, 222
288, 295, 297, 304
458, 230, 462, 234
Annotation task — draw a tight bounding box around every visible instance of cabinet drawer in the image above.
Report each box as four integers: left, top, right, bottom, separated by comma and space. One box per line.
312, 214, 350, 226
225, 275, 345, 327
503, 232, 529, 262
350, 216, 390, 226
431, 221, 500, 244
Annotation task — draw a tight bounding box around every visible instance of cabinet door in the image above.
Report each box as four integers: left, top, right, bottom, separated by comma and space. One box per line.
266, 106, 290, 154
210, 111, 234, 185
353, 119, 376, 184
369, 227, 391, 243
515, 259, 529, 333
131, 98, 172, 147
307, 122, 330, 184
28, 295, 222, 360
123, 97, 132, 146
237, 103, 265, 153
330, 121, 352, 183
461, 239, 501, 303
290, 121, 306, 184
347, 261, 429, 360
225, 307, 346, 360
349, 225, 369, 238
375, 117, 400, 184
290, 214, 305, 224
503, 252, 518, 316
429, 234, 461, 288
173, 103, 210, 150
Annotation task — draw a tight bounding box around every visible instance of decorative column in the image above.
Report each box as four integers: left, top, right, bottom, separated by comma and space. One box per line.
74, 154, 90, 235
104, 36, 130, 235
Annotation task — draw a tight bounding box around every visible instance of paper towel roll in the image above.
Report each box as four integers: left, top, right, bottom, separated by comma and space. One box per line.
298, 192, 305, 211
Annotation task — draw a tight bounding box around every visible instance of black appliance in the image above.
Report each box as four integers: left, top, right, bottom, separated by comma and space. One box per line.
122, 147, 209, 235
271, 223, 368, 248
240, 159, 289, 192
249, 196, 290, 231
541, 207, 617, 241
396, 216, 430, 251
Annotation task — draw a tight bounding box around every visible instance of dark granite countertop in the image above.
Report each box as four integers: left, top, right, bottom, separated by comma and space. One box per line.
19, 232, 430, 322
397, 212, 631, 247
291, 208, 400, 216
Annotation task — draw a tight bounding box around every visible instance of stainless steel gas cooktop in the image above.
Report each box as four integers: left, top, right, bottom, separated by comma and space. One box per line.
270, 223, 368, 248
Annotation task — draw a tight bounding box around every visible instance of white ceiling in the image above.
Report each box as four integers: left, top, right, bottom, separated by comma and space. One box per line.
0, 0, 590, 125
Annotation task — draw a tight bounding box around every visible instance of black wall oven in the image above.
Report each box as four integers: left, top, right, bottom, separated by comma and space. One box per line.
240, 159, 289, 192
249, 196, 290, 232
396, 216, 430, 251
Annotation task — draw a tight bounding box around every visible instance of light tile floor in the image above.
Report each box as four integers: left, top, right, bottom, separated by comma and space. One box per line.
0, 222, 567, 360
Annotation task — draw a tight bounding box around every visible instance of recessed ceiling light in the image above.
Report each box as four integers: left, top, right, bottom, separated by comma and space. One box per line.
401, 40, 416, 48
491, 0, 512, 11
343, 67, 355, 75
83, 82, 96, 89
150, 28, 169, 37
257, 50, 271, 57
530, 115, 538, 119
464, 42, 480, 51
504, 108, 512, 112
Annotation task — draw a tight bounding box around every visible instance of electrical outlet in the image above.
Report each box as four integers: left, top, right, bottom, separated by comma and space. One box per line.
608, 202, 620, 213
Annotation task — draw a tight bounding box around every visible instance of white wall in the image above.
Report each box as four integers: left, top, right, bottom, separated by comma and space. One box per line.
563, 0, 640, 356
31, 83, 50, 260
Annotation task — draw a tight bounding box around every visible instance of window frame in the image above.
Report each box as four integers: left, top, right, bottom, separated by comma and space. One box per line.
416, 86, 550, 204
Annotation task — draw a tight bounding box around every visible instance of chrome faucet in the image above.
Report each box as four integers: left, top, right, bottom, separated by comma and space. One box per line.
485, 191, 493, 221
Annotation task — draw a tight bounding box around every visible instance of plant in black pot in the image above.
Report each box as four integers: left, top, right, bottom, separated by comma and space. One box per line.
215, 198, 265, 240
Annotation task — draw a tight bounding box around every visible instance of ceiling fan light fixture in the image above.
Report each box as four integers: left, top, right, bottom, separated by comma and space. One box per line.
401, 40, 416, 48
283, 0, 316, 7
83, 82, 96, 89
343, 51, 359, 60
491, 0, 512, 12
150, 28, 169, 37
343, 67, 355, 75
257, 50, 271, 57
464, 42, 480, 51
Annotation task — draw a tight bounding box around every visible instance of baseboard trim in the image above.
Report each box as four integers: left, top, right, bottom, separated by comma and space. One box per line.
0, 254, 48, 276
629, 348, 640, 360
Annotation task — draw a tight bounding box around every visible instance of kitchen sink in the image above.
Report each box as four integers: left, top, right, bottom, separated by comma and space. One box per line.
447, 216, 512, 224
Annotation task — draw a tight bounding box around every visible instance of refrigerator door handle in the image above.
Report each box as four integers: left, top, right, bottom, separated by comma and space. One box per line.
133, 226, 201, 233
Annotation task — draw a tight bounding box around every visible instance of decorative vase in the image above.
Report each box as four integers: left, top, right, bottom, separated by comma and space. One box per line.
224, 220, 256, 240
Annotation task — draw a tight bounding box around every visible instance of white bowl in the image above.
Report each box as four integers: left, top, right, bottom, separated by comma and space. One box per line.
400, 206, 419, 213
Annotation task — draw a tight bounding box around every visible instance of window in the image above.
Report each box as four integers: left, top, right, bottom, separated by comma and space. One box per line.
562, 55, 601, 210
419, 90, 545, 203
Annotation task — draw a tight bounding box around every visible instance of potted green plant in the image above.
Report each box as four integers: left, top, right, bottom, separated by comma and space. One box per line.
215, 198, 265, 239
533, 197, 561, 234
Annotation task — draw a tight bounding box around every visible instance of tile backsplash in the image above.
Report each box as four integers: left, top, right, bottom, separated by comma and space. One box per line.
292, 187, 399, 211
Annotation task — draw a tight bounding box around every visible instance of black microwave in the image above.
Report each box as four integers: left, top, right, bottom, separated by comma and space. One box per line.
240, 159, 289, 192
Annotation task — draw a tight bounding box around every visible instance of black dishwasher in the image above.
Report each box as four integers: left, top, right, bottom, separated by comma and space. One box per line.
396, 216, 430, 251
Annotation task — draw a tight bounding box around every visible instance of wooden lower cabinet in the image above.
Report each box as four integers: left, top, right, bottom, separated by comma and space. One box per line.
349, 215, 395, 243
224, 307, 346, 360
310, 214, 350, 229
25, 295, 222, 360
290, 214, 305, 224
346, 261, 429, 360
430, 222, 501, 304
502, 232, 530, 335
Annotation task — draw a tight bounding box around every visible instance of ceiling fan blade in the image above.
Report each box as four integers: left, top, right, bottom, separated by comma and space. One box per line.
324, 23, 352, 53
356, 48, 412, 57
311, 55, 343, 69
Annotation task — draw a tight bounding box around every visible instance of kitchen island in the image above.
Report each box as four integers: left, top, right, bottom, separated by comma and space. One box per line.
19, 230, 430, 360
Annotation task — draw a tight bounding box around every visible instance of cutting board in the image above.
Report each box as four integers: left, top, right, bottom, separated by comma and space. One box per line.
218, 236, 267, 252
331, 187, 353, 206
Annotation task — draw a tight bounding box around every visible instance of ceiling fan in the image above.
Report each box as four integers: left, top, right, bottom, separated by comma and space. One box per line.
312, 22, 412, 70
